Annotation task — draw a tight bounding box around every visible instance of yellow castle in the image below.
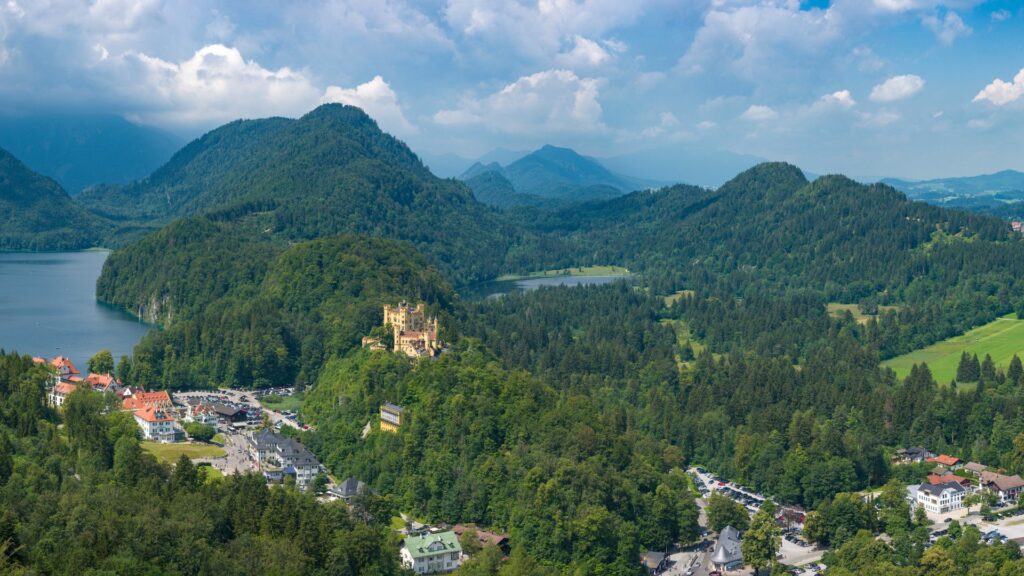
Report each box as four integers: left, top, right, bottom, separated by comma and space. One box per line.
382, 301, 443, 358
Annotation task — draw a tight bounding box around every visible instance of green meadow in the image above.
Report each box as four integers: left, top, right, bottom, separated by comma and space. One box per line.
882, 314, 1024, 384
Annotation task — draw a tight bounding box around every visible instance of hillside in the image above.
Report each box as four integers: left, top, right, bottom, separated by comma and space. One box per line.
0, 114, 181, 194
883, 170, 1024, 211
0, 146, 109, 250
460, 145, 661, 206
110, 231, 455, 389
84, 104, 516, 285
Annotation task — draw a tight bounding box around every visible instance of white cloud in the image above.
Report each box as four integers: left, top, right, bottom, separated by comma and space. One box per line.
922, 11, 971, 45
678, 3, 841, 79
991, 9, 1012, 22
434, 69, 605, 134
741, 105, 778, 122
322, 75, 417, 136
858, 109, 901, 126
967, 117, 994, 130
870, 74, 925, 102
120, 44, 322, 127
973, 68, 1024, 106
818, 89, 857, 109
444, 0, 649, 65
557, 35, 611, 68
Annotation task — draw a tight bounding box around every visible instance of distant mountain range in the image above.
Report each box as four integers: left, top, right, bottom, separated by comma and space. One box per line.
882, 170, 1024, 211
458, 145, 668, 207
0, 114, 182, 195
421, 143, 763, 191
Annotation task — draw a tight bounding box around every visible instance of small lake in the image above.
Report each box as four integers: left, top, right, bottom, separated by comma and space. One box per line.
0, 251, 153, 369
463, 275, 629, 300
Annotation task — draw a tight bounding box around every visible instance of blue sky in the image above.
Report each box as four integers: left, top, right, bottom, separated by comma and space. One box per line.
0, 0, 1022, 179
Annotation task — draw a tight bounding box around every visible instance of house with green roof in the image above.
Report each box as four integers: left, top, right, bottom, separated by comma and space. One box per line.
400, 531, 463, 573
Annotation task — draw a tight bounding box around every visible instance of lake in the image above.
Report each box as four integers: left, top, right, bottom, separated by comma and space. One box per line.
463, 275, 629, 300
0, 251, 153, 369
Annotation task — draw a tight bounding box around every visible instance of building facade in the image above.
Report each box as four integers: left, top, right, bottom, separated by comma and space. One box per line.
401, 531, 463, 574
384, 302, 443, 358
380, 403, 405, 432
916, 482, 967, 514
134, 406, 176, 443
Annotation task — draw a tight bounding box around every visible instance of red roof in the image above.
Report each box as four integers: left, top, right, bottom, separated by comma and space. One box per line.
50, 356, 80, 375
122, 390, 171, 411
928, 454, 961, 466
84, 373, 120, 390
134, 406, 174, 423
53, 382, 78, 396
32, 356, 47, 364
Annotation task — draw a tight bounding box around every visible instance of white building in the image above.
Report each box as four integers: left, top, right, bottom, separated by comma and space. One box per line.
916, 481, 966, 514
47, 382, 78, 409
247, 429, 323, 490
401, 531, 463, 574
134, 406, 176, 443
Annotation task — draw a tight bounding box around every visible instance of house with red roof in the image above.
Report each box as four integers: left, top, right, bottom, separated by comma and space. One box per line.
122, 390, 172, 411
927, 454, 962, 470
47, 382, 80, 409
84, 373, 121, 393
133, 406, 176, 443
50, 356, 80, 380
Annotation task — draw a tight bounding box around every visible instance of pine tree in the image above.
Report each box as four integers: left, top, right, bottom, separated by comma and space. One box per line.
1009, 355, 1023, 386
981, 354, 997, 382
957, 352, 973, 382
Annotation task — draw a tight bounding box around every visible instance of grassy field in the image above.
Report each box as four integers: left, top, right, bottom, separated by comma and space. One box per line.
212, 433, 226, 444
827, 303, 900, 325
260, 393, 304, 412
141, 441, 225, 463
882, 314, 1024, 383
496, 265, 630, 282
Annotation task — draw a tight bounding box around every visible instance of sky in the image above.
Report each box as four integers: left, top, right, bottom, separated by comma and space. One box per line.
0, 0, 1023, 180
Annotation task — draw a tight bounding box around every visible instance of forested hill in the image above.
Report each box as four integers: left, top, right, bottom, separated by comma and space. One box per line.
0, 146, 110, 250
82, 104, 516, 285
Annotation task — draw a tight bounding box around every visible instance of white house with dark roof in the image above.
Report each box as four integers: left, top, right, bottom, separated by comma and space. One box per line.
981, 471, 1024, 504
917, 481, 966, 514
247, 429, 323, 490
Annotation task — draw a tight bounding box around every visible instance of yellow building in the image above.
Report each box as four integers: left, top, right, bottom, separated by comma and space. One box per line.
380, 403, 405, 432
383, 301, 443, 358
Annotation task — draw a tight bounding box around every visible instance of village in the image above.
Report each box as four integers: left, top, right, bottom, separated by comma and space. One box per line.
32, 301, 502, 574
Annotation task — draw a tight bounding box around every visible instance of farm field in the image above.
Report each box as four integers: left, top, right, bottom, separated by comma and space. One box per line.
260, 393, 305, 413
881, 314, 1024, 384
141, 441, 225, 463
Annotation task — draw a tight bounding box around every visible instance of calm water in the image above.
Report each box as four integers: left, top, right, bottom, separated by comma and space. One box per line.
464, 275, 629, 300
0, 252, 152, 369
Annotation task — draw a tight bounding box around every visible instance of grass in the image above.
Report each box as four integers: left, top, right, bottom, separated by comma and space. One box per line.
827, 302, 900, 325
664, 289, 696, 306
141, 441, 225, 463
495, 265, 629, 282
201, 465, 224, 483
882, 314, 1024, 384
260, 392, 304, 413
212, 433, 225, 444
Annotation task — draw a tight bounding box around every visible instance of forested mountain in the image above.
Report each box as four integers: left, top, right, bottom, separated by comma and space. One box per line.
105, 231, 454, 389
83, 104, 516, 285
883, 169, 1024, 210
460, 145, 662, 206
0, 146, 110, 250
0, 114, 182, 194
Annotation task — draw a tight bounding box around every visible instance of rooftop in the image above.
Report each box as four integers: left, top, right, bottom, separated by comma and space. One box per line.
402, 531, 462, 559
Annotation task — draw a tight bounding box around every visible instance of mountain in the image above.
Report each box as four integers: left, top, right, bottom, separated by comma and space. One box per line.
84, 104, 515, 285
0, 146, 109, 250
882, 170, 1024, 210
0, 114, 182, 195
460, 144, 664, 206
601, 143, 764, 189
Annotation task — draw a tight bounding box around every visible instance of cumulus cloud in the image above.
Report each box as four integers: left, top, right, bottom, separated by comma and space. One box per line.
556, 35, 612, 68
741, 105, 778, 122
922, 11, 971, 45
322, 75, 416, 136
991, 9, 1012, 22
818, 90, 857, 109
858, 109, 901, 127
444, 0, 649, 65
120, 44, 322, 127
973, 69, 1024, 106
114, 44, 415, 135
433, 69, 605, 134
870, 75, 925, 102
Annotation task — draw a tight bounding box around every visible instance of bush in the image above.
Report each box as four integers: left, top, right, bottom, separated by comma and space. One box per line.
184, 423, 215, 442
